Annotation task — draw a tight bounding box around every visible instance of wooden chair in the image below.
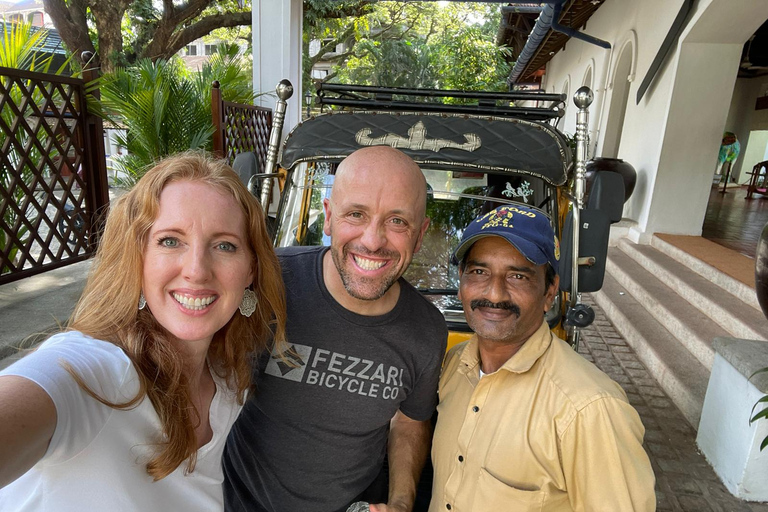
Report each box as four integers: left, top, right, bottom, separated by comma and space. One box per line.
746, 160, 768, 199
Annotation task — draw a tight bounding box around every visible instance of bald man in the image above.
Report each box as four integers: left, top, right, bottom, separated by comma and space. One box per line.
223, 147, 448, 512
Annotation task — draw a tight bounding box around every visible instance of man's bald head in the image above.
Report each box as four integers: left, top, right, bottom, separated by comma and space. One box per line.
333, 146, 428, 219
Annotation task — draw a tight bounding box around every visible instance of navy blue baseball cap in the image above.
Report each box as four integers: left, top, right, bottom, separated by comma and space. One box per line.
451, 204, 560, 269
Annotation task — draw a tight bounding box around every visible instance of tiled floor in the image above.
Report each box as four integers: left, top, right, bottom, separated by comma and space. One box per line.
703, 185, 768, 258
581, 295, 768, 511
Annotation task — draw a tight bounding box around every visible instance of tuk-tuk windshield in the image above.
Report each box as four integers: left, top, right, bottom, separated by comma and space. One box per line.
274, 162, 554, 310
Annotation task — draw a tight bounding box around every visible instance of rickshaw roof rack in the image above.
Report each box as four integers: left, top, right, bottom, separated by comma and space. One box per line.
315, 83, 566, 122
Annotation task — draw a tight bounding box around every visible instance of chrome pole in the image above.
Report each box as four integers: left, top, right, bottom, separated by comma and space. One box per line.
570, 87, 593, 306
254, 79, 294, 207
568, 86, 593, 349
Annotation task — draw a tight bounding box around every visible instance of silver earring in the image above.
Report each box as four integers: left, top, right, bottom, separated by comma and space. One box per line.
138, 292, 147, 310
239, 288, 257, 317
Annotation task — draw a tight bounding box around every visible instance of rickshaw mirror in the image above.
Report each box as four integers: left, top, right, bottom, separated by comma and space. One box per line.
587, 171, 625, 223
558, 209, 611, 293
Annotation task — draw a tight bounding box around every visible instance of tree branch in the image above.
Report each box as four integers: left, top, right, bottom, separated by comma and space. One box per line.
42, 0, 95, 64
145, 0, 215, 60
89, 0, 133, 72
143, 10, 252, 61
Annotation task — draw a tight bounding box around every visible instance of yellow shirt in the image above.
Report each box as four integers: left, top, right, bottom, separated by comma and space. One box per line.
430, 322, 655, 512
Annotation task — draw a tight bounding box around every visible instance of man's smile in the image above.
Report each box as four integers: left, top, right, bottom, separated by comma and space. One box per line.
353, 255, 387, 271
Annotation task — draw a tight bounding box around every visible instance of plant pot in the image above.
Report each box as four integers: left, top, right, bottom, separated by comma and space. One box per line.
585, 157, 637, 203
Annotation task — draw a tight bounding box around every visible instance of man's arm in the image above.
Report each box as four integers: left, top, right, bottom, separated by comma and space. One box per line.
561, 397, 656, 512
370, 410, 432, 512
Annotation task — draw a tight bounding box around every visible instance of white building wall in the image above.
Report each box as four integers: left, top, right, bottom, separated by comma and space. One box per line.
646, 41, 742, 235
542, 0, 681, 230
540, 0, 768, 238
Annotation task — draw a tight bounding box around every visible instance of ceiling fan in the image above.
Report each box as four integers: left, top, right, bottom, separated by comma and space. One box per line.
741, 35, 768, 71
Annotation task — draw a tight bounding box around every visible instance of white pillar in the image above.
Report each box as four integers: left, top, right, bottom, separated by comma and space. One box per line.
698, 340, 768, 501
252, 0, 303, 133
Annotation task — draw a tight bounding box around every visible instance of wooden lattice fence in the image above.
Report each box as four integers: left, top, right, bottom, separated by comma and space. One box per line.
0, 66, 109, 285
211, 81, 272, 169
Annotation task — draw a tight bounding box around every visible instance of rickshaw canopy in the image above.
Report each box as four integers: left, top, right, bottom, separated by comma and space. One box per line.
279, 111, 572, 186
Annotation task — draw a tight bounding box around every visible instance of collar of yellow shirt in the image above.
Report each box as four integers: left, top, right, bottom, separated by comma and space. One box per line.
456, 320, 553, 377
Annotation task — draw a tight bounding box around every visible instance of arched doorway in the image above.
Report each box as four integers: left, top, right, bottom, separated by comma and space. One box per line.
583, 65, 595, 156
601, 44, 633, 159
558, 78, 570, 131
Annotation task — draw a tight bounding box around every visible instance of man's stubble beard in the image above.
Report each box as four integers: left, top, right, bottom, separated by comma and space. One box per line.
330, 244, 400, 301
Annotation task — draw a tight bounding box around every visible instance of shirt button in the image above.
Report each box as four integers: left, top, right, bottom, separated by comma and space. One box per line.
458, 455, 464, 462
472, 406, 479, 412
446, 505, 452, 510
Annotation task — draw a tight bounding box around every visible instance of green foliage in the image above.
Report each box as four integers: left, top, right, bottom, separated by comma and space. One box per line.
306, 1, 510, 93
0, 20, 53, 70
433, 26, 511, 93
304, 0, 375, 27
123, 0, 158, 63
95, 44, 255, 186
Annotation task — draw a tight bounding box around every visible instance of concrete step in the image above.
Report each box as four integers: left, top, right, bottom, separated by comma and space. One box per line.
606, 248, 729, 370
651, 235, 760, 311
617, 239, 768, 342
594, 274, 709, 428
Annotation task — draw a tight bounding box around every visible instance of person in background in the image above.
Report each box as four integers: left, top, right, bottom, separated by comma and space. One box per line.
0, 153, 287, 511
223, 146, 448, 512
430, 204, 655, 512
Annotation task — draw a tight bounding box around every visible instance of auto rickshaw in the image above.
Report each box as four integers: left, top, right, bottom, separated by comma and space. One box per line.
252, 80, 624, 350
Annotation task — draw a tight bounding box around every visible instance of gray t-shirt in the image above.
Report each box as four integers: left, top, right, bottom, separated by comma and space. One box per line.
223, 247, 447, 512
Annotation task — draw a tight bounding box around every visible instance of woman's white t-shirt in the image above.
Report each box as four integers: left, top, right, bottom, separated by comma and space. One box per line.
0, 331, 243, 511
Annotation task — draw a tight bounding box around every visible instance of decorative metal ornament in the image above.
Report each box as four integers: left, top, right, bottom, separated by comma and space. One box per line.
239, 288, 257, 317
346, 503, 370, 512
138, 292, 147, 310
355, 121, 481, 152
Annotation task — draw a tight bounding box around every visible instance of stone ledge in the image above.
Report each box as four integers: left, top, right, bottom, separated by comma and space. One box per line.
714, 337, 768, 393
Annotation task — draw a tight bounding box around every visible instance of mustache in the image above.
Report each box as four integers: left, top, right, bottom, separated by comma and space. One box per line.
470, 299, 521, 317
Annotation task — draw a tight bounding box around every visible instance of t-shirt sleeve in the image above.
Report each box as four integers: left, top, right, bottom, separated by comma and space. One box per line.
0, 332, 139, 465
559, 396, 656, 512
398, 314, 448, 422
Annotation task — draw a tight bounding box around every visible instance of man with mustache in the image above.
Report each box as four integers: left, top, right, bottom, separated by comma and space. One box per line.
223, 146, 447, 512
430, 205, 655, 512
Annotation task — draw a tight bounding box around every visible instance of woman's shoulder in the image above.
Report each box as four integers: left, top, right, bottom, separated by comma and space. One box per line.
2, 331, 138, 401
43, 330, 127, 352
40, 331, 132, 368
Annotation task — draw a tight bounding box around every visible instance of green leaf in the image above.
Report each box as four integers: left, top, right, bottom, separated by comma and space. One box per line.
751, 409, 768, 424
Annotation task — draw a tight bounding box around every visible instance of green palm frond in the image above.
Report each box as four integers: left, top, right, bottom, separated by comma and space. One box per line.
0, 21, 52, 71
95, 49, 254, 186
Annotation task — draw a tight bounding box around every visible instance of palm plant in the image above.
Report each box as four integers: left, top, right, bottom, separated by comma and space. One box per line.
0, 21, 69, 273
95, 43, 256, 186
